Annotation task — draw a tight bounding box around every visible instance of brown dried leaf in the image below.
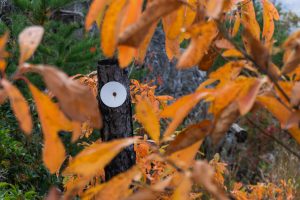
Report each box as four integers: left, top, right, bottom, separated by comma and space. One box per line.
210, 102, 240, 145
18, 26, 44, 64
166, 120, 211, 155
45, 187, 62, 200
26, 65, 102, 128
1, 79, 32, 135
118, 0, 183, 47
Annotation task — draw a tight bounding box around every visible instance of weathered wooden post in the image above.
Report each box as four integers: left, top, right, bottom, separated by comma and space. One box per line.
97, 59, 136, 181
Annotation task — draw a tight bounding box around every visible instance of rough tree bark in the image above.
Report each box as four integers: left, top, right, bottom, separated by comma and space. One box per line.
97, 59, 136, 181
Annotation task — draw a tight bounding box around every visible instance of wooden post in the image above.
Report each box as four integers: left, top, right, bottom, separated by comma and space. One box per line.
97, 59, 136, 181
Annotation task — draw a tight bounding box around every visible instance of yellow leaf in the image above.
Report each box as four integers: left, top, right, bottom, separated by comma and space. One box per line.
101, 0, 128, 57
63, 138, 137, 177
85, 0, 111, 30
82, 166, 141, 200
136, 97, 160, 143
118, 0, 183, 47
18, 26, 44, 64
1, 79, 32, 135
177, 21, 218, 69
28, 82, 74, 173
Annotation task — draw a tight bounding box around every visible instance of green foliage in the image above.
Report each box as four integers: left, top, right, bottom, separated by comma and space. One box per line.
0, 182, 38, 200
1, 0, 101, 79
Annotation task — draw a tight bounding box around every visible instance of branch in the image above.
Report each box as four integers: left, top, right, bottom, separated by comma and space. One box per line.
217, 22, 291, 104
246, 117, 300, 160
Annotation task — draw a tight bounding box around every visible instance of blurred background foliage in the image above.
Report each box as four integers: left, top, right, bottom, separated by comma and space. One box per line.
0, 0, 299, 198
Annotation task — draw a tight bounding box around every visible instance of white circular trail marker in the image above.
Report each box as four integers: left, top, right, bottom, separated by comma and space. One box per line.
100, 81, 127, 108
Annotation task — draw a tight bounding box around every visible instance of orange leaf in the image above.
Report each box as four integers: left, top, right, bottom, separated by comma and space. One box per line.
241, 0, 260, 40
85, 0, 111, 30
177, 21, 218, 69
118, 0, 183, 47
161, 89, 211, 139
136, 97, 160, 143
192, 161, 229, 200
171, 173, 192, 200
63, 138, 137, 177
101, 0, 128, 57
136, 21, 158, 63
118, 0, 143, 67
82, 166, 141, 200
0, 32, 9, 73
18, 26, 44, 64
28, 82, 74, 173
222, 49, 243, 58
231, 12, 241, 37
205, 0, 225, 19
1, 79, 32, 135
237, 78, 265, 115
169, 140, 203, 169
262, 0, 279, 42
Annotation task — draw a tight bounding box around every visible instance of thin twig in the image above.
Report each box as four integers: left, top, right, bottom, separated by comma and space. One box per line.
246, 117, 300, 160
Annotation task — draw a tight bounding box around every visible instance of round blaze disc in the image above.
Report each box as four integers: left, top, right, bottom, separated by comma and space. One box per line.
100, 81, 127, 108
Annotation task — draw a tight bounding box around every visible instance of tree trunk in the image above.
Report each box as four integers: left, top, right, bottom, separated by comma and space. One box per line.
97, 59, 136, 181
